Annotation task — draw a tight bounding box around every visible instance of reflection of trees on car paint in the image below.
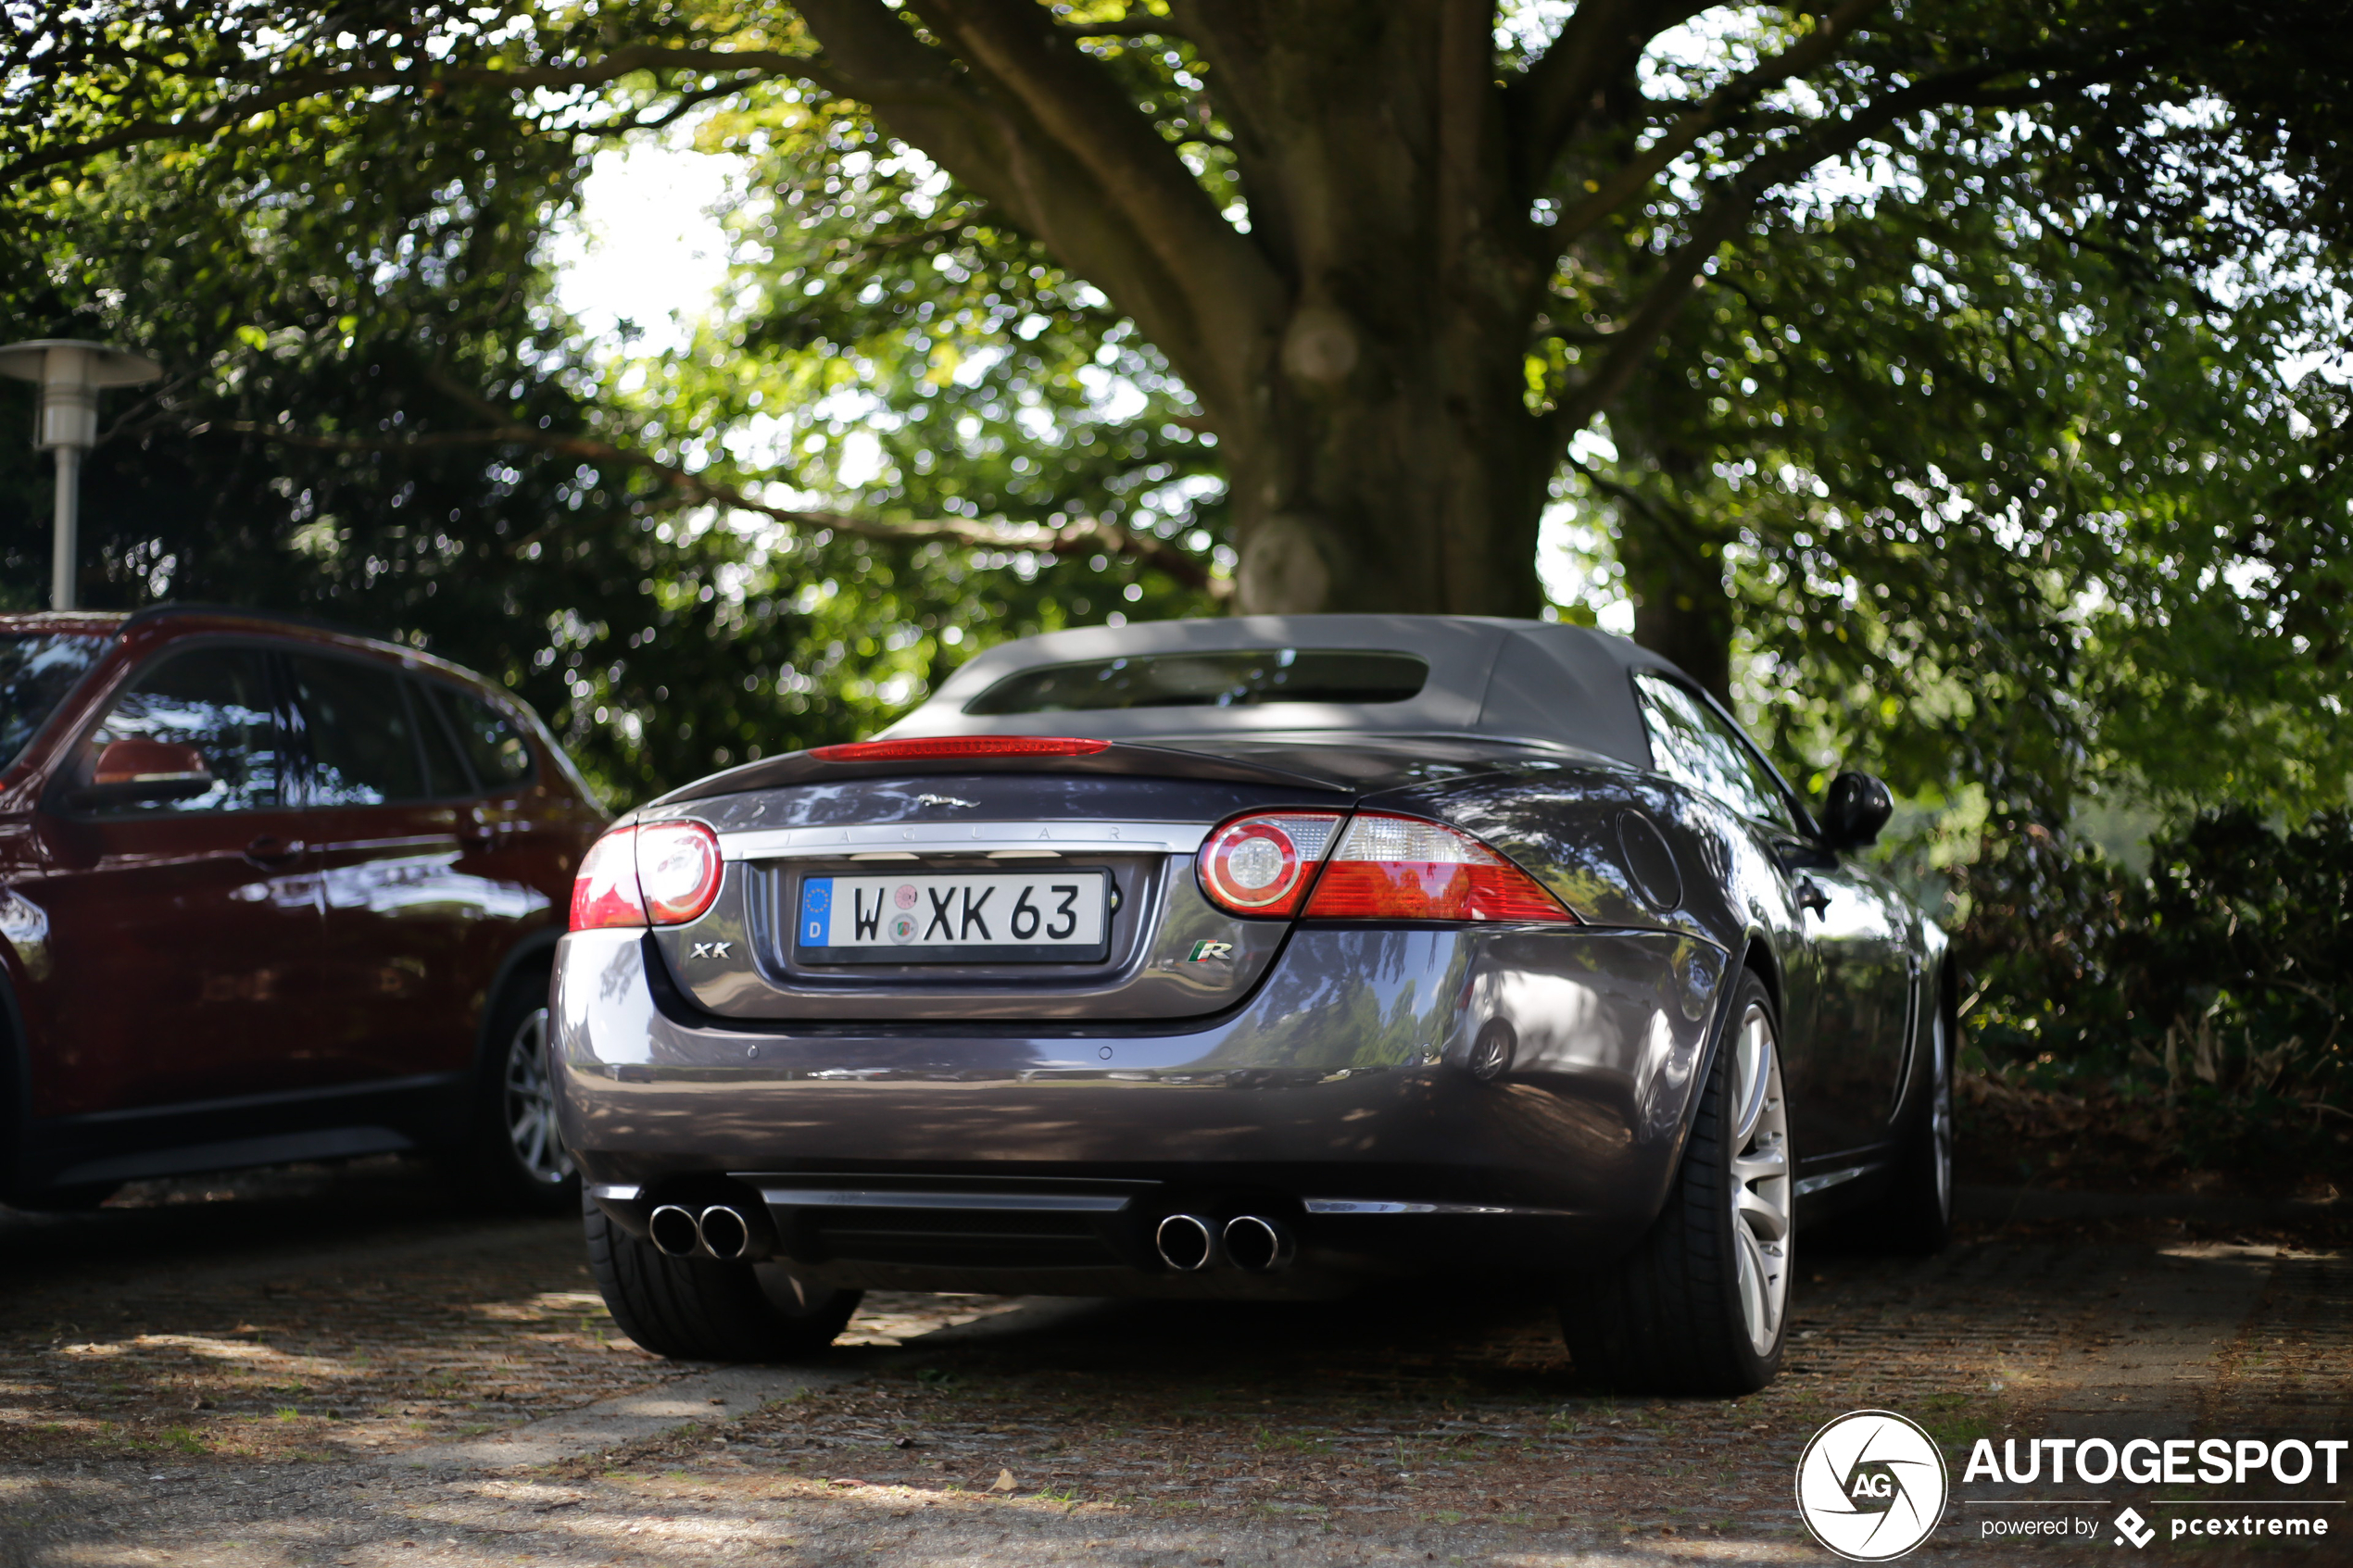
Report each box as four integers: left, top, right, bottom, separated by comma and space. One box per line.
231, 853, 550, 921
0, 634, 106, 766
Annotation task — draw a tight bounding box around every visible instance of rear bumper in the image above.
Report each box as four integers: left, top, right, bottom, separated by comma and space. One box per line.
550, 923, 1730, 1296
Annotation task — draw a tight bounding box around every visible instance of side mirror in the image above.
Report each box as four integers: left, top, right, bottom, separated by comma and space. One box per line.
1820, 771, 1893, 850
75, 738, 215, 808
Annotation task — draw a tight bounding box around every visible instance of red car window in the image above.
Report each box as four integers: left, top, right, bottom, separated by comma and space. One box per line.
288, 653, 430, 806
77, 645, 284, 814
423, 683, 535, 789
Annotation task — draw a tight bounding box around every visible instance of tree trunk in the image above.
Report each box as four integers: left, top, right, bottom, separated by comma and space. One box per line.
786, 0, 1808, 645
1225, 310, 1554, 617
1617, 519, 1734, 703
1605, 400, 1737, 702
1175, 2, 1555, 618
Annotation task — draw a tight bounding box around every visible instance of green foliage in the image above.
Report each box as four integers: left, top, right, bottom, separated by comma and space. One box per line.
1961, 809, 2353, 1173
3, 0, 2348, 846
0, 7, 1222, 807
1572, 78, 2353, 829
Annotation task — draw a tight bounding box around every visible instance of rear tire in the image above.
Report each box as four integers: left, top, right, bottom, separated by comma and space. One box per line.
584, 1193, 862, 1361
1863, 984, 1956, 1253
1562, 970, 1793, 1395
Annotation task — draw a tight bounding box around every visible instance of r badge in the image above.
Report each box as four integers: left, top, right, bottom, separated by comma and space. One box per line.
689, 941, 734, 960
1185, 940, 1234, 962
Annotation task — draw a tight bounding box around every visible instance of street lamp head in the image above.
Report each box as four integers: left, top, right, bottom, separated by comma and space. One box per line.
0, 338, 165, 452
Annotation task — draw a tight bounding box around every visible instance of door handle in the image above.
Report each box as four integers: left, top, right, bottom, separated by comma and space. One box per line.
244, 834, 306, 868
1796, 876, 1831, 916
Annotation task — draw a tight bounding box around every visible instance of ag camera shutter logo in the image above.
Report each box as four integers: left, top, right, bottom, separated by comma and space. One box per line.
1796, 1410, 1950, 1561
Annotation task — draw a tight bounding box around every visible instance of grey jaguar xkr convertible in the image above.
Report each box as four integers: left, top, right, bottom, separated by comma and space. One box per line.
553, 615, 1953, 1394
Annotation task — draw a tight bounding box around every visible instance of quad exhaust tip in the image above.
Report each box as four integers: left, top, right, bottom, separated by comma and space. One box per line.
1154, 1212, 1294, 1273
648, 1203, 702, 1257
698, 1205, 752, 1261
1154, 1212, 1220, 1272
1223, 1214, 1296, 1273
648, 1202, 759, 1261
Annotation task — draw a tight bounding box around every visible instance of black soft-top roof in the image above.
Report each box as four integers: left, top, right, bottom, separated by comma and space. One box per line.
880, 614, 1683, 770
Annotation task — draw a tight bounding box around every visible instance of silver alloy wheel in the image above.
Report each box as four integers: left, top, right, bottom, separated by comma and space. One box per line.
1728, 1002, 1793, 1357
1929, 1006, 1955, 1223
502, 1006, 573, 1185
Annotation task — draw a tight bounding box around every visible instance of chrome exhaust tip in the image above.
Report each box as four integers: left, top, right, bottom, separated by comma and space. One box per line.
698, 1205, 753, 1261
648, 1204, 702, 1257
1223, 1214, 1296, 1273
1154, 1212, 1220, 1272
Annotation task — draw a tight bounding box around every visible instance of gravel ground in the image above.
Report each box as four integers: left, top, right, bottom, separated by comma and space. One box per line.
1, 1160, 2347, 1566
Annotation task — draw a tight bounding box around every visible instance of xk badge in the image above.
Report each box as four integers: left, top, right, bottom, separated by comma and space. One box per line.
1796, 1409, 1950, 1561
688, 941, 734, 960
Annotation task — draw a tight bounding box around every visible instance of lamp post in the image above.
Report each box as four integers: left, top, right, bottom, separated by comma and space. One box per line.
0, 339, 164, 610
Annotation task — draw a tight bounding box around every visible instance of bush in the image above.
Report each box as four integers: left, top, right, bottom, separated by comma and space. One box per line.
1957, 809, 2352, 1180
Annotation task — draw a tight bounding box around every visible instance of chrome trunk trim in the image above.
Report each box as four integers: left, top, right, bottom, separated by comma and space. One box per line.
717, 820, 1212, 862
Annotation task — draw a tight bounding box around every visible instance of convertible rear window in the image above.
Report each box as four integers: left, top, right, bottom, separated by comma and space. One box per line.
963, 649, 1429, 714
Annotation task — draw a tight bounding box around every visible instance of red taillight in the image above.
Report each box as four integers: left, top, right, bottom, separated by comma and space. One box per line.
570, 827, 646, 930
636, 821, 724, 924
1197, 811, 1344, 916
1302, 813, 1577, 923
568, 821, 726, 930
809, 735, 1113, 762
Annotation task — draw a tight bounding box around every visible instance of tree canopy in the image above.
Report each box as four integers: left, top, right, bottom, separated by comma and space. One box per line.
3, 0, 2348, 833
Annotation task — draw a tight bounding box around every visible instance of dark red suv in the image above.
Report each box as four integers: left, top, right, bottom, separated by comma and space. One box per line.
0, 607, 606, 1211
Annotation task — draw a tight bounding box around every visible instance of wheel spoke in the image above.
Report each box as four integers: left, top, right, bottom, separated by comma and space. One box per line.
497, 1005, 569, 1182
1732, 1142, 1789, 1186
1731, 1013, 1769, 1146
1738, 1185, 1791, 1244
1724, 998, 1793, 1357
1736, 1226, 1770, 1343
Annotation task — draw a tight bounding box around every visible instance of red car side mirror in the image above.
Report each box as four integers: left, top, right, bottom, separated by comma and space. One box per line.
77, 738, 216, 807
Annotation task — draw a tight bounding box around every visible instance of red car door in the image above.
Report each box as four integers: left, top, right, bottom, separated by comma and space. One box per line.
288, 651, 556, 1085
28, 641, 329, 1114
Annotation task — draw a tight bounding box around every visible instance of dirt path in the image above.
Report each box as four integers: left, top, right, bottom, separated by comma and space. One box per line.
2, 1164, 2346, 1565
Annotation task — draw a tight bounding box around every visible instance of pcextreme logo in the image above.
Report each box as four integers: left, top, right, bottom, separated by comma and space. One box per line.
1795, 1410, 1951, 1562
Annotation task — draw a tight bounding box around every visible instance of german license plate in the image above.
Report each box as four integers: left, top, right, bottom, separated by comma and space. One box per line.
794, 870, 1111, 963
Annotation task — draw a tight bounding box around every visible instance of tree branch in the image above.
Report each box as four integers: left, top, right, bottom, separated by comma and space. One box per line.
1056, 16, 1190, 40
1508, 0, 1712, 194
576, 74, 773, 138
197, 419, 1229, 598
1, 44, 929, 186
1544, 56, 2071, 447
793, 0, 1279, 424
1548, 195, 1757, 439
1548, 0, 1886, 245
899, 0, 1280, 403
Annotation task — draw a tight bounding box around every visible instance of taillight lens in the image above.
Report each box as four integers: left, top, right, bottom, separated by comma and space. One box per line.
1302, 813, 1577, 922
810, 735, 1112, 762
570, 827, 646, 930
636, 821, 724, 924
568, 821, 726, 930
1197, 811, 1344, 916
